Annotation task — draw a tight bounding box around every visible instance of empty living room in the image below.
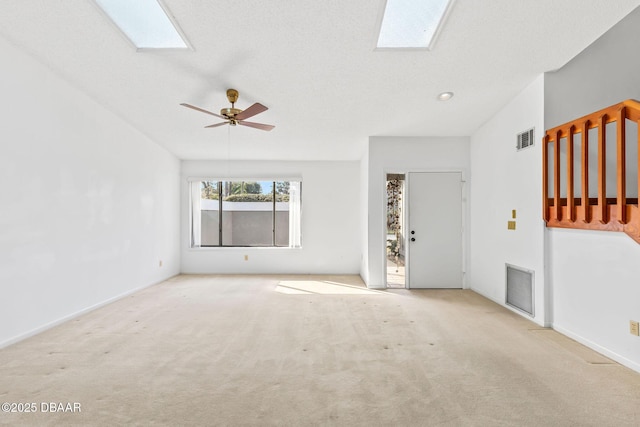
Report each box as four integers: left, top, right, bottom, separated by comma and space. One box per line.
1, 1, 639, 425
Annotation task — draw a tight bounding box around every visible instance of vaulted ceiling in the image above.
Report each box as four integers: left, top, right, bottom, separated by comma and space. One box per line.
0, 1, 638, 161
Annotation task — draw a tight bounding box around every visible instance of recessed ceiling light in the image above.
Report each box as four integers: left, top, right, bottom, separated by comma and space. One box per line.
94, 0, 189, 50
437, 92, 454, 101
377, 0, 454, 49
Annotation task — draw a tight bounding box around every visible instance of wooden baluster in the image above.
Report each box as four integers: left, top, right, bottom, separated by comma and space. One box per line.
598, 114, 608, 224
582, 120, 590, 223
617, 107, 627, 223
554, 130, 562, 221
542, 134, 550, 222
567, 125, 575, 222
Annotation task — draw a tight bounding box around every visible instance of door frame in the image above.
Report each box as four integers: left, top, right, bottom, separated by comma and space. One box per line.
382, 168, 467, 289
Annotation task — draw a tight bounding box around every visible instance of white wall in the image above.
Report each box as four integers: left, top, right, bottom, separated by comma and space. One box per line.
468, 75, 547, 326
549, 229, 640, 371
359, 145, 370, 284
544, 7, 640, 129
543, 7, 640, 371
180, 160, 361, 274
366, 137, 470, 289
0, 36, 181, 347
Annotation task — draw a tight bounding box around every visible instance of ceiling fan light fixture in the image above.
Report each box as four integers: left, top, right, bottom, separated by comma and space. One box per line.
437, 91, 454, 101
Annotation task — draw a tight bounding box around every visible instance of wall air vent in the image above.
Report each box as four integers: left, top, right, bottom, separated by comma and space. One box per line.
517, 128, 535, 151
505, 264, 534, 316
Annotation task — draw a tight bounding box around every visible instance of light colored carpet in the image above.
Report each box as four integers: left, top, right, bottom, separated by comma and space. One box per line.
1, 274, 639, 426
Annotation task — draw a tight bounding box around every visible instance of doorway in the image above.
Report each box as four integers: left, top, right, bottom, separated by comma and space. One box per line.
407, 172, 463, 289
386, 174, 405, 288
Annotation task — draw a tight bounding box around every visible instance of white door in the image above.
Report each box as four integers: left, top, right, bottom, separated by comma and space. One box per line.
408, 172, 463, 289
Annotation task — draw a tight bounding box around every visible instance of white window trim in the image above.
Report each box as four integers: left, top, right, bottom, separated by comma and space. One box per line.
189, 179, 302, 249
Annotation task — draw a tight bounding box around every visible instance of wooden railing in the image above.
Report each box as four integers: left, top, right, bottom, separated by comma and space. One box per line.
543, 99, 640, 243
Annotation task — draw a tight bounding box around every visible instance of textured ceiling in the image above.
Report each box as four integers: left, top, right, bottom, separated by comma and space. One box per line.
0, 0, 638, 161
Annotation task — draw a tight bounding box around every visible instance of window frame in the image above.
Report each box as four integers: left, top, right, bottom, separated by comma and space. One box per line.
189, 179, 302, 249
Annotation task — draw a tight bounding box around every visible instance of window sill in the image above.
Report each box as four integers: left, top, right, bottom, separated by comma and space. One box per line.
188, 246, 302, 252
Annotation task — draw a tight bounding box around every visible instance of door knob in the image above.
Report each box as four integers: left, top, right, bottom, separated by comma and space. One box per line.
411, 230, 415, 234
411, 237, 415, 242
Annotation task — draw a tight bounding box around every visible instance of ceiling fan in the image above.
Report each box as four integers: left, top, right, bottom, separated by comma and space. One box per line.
181, 89, 275, 131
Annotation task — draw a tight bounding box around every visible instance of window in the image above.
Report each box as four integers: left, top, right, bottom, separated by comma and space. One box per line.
190, 180, 302, 248
94, 0, 189, 49
376, 0, 453, 49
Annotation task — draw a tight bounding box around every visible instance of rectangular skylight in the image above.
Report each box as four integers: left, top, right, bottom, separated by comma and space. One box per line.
94, 0, 188, 49
377, 0, 453, 49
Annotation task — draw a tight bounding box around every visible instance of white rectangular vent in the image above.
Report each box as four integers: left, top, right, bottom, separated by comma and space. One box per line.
517, 128, 535, 151
505, 264, 534, 316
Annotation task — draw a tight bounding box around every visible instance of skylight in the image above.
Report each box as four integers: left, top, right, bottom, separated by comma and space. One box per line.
377, 0, 453, 49
94, 0, 188, 49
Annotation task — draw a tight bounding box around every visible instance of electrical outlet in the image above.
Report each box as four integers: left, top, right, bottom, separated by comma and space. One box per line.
244, 255, 249, 261
630, 320, 639, 336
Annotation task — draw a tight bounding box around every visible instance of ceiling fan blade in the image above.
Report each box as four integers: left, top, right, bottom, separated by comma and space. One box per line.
238, 120, 275, 131
204, 122, 229, 128
180, 103, 226, 119
235, 103, 268, 121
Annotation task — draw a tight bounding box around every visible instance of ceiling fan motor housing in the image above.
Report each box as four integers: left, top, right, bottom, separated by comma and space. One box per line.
220, 107, 242, 118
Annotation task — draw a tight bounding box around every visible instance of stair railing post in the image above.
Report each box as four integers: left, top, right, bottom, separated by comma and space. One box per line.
598, 114, 608, 224
567, 125, 575, 222
582, 120, 591, 223
617, 106, 627, 224
554, 130, 562, 221
542, 134, 550, 222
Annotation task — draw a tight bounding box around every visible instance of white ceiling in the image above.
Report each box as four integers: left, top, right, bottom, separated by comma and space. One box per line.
0, 1, 638, 161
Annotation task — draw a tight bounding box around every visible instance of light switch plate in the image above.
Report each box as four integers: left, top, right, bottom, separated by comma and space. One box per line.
631, 320, 639, 336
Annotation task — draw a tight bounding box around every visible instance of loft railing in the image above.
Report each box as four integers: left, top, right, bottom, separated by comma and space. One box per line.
542, 99, 640, 243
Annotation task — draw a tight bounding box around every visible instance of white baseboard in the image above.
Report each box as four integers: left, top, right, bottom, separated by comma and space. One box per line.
0, 274, 179, 350
469, 289, 639, 373
552, 324, 640, 374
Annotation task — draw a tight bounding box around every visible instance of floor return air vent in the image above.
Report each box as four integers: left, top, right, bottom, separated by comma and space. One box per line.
505, 264, 534, 316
